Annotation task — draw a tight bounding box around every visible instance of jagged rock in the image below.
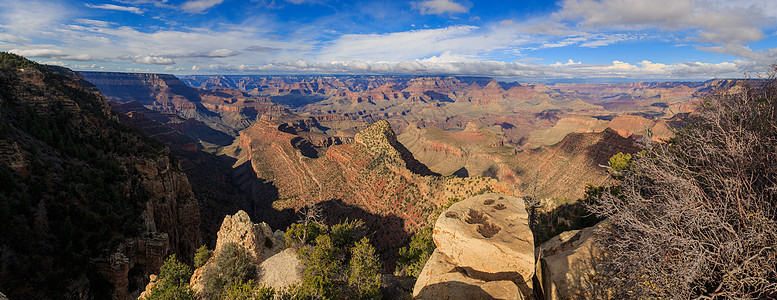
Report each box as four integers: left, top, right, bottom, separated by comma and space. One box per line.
257, 248, 303, 291
414, 250, 522, 300
214, 210, 277, 261
190, 210, 283, 295
414, 193, 534, 299
535, 221, 609, 300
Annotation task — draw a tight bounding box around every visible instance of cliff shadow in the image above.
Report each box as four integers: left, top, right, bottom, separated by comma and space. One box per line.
584, 128, 640, 170
315, 199, 411, 273
414, 281, 493, 299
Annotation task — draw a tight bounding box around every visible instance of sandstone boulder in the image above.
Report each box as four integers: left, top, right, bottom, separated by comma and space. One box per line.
535, 221, 608, 300
414, 193, 534, 299
414, 250, 522, 300
434, 193, 534, 285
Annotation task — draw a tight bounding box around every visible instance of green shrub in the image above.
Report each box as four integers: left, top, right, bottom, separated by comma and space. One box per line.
289, 219, 382, 299
203, 243, 258, 299
347, 238, 381, 299
284, 222, 326, 248
395, 227, 435, 278
221, 280, 275, 300
298, 234, 342, 299
194, 244, 212, 269
147, 254, 196, 300
330, 219, 367, 249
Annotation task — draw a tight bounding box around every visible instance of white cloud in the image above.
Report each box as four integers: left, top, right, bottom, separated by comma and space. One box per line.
0, 33, 27, 43
553, 59, 581, 66
413, 0, 468, 15
0, 0, 69, 34
8, 49, 95, 61
85, 4, 143, 14
318, 25, 526, 62
181, 0, 224, 13
130, 55, 176, 65
192, 58, 755, 80
75, 19, 115, 27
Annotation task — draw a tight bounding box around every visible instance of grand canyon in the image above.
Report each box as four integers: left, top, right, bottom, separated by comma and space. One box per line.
2, 48, 776, 299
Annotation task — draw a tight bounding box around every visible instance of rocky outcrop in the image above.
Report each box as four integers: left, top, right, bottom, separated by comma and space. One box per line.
213, 210, 276, 261
189, 210, 290, 295
535, 221, 609, 300
414, 193, 534, 299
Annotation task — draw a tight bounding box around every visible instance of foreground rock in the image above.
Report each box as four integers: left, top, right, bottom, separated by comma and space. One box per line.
188, 210, 296, 296
413, 193, 534, 299
535, 221, 609, 300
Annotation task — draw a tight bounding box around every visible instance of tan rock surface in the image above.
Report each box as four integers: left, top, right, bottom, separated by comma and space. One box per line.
138, 274, 158, 299
433, 193, 534, 284
258, 248, 304, 291
214, 210, 276, 261
535, 221, 608, 300
413, 250, 522, 300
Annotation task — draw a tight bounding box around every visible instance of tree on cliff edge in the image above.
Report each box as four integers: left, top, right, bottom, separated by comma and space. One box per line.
588, 69, 777, 299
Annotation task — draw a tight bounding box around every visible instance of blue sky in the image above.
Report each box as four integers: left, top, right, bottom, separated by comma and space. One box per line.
1, 0, 776, 80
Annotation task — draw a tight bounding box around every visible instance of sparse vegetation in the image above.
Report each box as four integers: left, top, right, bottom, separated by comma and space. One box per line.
395, 227, 435, 278
146, 254, 196, 300
194, 244, 212, 269
221, 280, 275, 300
288, 218, 382, 299
202, 243, 258, 299
586, 72, 777, 298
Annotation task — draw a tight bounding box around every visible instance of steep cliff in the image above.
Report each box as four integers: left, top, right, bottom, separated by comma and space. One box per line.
0, 53, 200, 299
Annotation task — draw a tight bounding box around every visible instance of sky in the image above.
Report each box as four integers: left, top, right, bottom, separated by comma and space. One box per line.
1, 0, 776, 81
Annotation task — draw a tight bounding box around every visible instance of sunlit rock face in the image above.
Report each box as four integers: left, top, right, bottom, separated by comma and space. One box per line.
414, 193, 534, 299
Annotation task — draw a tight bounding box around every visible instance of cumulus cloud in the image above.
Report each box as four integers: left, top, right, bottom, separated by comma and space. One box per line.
553, 59, 581, 66
181, 0, 224, 13
129, 55, 176, 65
413, 0, 468, 15
85, 4, 143, 14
